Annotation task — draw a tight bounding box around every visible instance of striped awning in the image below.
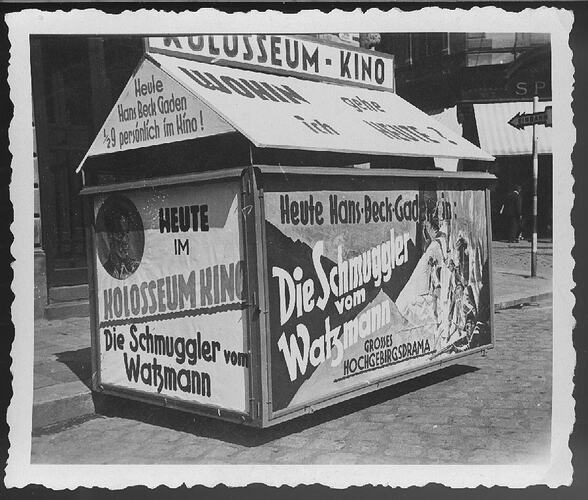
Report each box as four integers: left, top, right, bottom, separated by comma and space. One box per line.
474, 101, 552, 156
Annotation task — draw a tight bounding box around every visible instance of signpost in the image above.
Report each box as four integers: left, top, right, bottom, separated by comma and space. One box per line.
508, 99, 552, 277
507, 105, 552, 130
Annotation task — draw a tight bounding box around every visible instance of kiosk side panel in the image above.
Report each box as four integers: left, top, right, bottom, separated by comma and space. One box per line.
262, 174, 492, 419
91, 179, 250, 416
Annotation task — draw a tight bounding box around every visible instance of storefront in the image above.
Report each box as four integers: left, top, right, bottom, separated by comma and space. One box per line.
473, 100, 552, 239
77, 37, 496, 426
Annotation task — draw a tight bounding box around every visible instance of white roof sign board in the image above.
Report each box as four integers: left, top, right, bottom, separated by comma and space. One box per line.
146, 35, 394, 91
151, 53, 493, 162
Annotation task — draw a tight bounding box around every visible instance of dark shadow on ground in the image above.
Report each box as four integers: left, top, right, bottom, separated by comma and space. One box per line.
55, 348, 92, 389
92, 364, 479, 447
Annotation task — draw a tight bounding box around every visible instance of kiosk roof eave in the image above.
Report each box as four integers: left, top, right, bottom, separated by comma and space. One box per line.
80, 166, 248, 196
252, 164, 497, 181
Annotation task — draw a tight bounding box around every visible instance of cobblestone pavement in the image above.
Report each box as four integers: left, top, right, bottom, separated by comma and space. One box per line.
31, 298, 552, 465
492, 241, 553, 275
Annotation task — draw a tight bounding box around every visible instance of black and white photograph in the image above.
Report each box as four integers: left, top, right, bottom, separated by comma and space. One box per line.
5, 7, 575, 489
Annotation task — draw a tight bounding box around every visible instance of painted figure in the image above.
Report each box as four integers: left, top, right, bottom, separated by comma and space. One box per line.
103, 213, 140, 280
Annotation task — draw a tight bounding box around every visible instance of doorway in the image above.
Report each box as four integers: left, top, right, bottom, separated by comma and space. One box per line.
31, 36, 144, 288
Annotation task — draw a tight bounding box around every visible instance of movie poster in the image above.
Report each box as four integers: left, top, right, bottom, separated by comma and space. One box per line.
93, 180, 249, 413
265, 181, 491, 412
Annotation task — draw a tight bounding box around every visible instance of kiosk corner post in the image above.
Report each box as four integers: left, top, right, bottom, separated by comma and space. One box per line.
241, 167, 267, 426
83, 194, 101, 392
249, 167, 273, 427
486, 186, 496, 346
531, 95, 539, 278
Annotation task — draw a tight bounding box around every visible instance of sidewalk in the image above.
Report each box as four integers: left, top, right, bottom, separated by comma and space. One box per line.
31, 240, 553, 430
492, 239, 553, 309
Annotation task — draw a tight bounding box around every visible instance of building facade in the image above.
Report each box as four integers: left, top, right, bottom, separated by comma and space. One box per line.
32, 36, 144, 317
377, 33, 552, 241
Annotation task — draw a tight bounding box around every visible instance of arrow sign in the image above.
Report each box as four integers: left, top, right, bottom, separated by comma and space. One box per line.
508, 106, 552, 130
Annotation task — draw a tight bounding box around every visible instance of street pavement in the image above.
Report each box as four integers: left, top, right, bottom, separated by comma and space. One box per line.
491, 239, 552, 309
31, 240, 553, 428
31, 298, 552, 464
492, 239, 553, 271
29, 240, 554, 463
27, 242, 552, 464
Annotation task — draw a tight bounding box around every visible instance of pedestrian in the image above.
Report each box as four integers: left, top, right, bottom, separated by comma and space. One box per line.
503, 185, 523, 243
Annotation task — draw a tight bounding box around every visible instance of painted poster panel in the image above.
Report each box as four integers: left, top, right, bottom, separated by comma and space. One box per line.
152, 53, 493, 161
93, 180, 249, 413
265, 182, 491, 412
79, 58, 234, 169
147, 35, 394, 91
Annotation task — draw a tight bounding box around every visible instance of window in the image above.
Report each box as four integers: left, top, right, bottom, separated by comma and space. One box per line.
466, 52, 515, 67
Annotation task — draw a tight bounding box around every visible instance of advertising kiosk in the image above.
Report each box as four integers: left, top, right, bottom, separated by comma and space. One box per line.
79, 36, 496, 427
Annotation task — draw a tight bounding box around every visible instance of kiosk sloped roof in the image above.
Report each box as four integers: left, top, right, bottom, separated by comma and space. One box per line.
78, 53, 493, 172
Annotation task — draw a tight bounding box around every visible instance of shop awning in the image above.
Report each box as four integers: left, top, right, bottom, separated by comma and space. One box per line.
474, 101, 552, 156
78, 54, 493, 172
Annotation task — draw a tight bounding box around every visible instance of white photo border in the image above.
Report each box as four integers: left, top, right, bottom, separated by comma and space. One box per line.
6, 7, 575, 489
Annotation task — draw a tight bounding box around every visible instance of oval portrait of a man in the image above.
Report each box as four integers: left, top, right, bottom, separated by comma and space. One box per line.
95, 195, 144, 280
